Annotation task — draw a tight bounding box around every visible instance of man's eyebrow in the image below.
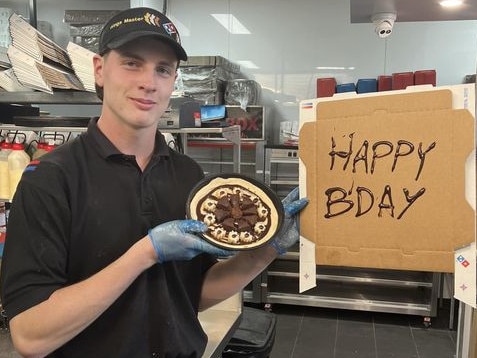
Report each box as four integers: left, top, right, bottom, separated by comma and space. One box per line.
117, 50, 143, 61
117, 50, 176, 68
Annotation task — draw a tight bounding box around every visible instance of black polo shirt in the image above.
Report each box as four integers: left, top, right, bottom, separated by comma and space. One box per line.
0, 118, 217, 357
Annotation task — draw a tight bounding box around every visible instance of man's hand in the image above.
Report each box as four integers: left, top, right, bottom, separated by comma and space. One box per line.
148, 220, 232, 262
269, 187, 309, 255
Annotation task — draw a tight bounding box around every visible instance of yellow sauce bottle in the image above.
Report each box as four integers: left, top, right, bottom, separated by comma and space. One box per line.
8, 142, 30, 200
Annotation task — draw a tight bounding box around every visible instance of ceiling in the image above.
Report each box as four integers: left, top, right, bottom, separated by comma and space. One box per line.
350, 0, 477, 23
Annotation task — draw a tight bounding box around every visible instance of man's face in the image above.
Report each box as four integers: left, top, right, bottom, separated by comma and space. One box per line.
93, 37, 178, 130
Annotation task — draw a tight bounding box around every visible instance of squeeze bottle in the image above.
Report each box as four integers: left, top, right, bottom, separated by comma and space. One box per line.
0, 141, 12, 200
32, 142, 47, 159
8, 142, 30, 200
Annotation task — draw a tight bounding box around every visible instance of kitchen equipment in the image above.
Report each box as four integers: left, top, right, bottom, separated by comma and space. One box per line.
225, 79, 260, 110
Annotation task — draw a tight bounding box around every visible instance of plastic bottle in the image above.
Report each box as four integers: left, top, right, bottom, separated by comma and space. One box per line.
8, 142, 30, 200
44, 143, 56, 154
0, 141, 12, 200
32, 142, 47, 159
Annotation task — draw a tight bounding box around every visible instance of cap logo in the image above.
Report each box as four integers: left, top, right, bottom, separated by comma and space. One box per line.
163, 22, 180, 43
108, 12, 163, 31
144, 12, 161, 27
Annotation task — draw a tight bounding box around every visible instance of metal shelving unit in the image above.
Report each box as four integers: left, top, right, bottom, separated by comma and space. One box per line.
0, 92, 243, 173
0, 91, 102, 104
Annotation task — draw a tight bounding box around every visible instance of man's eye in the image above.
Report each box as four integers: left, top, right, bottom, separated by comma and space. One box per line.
157, 67, 173, 76
125, 61, 139, 67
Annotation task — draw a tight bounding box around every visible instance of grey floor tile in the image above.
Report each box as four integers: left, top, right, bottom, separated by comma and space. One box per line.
375, 323, 418, 358
334, 314, 377, 358
373, 312, 410, 327
293, 311, 338, 357
412, 327, 456, 358
271, 308, 305, 358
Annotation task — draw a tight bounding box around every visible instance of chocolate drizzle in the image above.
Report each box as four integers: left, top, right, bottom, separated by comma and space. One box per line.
195, 184, 273, 246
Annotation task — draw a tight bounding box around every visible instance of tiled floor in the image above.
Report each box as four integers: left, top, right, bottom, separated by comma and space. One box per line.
266, 301, 457, 358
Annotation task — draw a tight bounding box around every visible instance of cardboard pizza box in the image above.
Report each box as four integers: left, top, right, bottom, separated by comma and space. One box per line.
299, 85, 475, 273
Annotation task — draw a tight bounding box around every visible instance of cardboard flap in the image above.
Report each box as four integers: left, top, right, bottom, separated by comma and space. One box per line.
298, 122, 316, 242
316, 89, 454, 120
299, 88, 475, 272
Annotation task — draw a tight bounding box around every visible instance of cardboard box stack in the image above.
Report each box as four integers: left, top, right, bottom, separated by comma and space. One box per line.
7, 13, 84, 94
64, 10, 120, 53
177, 56, 241, 105
317, 69, 437, 97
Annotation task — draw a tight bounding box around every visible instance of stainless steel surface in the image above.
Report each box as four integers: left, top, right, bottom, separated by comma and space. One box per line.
456, 303, 474, 358
262, 251, 441, 317
200, 309, 241, 358
254, 140, 265, 182
265, 292, 434, 316
269, 148, 299, 159
28, 0, 37, 28
0, 124, 243, 175
0, 125, 87, 133
199, 293, 242, 358
264, 146, 300, 198
0, 91, 101, 105
166, 125, 241, 173
0, 92, 189, 106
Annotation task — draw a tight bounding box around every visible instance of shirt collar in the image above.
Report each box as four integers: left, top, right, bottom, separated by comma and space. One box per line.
86, 117, 171, 160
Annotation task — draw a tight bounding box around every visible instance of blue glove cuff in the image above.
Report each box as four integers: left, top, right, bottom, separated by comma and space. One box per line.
269, 239, 287, 255
148, 229, 165, 263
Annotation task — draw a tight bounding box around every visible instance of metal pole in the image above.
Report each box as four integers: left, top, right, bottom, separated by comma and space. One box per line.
28, 0, 37, 28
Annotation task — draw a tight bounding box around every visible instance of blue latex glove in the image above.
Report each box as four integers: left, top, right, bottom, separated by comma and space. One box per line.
148, 219, 232, 263
269, 187, 309, 255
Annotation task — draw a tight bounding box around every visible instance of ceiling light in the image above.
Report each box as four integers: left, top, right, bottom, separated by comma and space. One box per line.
236, 60, 259, 69
316, 66, 355, 70
211, 14, 251, 34
439, 0, 463, 8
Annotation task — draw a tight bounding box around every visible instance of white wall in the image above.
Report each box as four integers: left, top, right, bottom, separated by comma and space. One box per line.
2, 0, 476, 141
166, 0, 477, 142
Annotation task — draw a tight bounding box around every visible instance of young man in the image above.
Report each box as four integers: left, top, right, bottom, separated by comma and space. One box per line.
0, 7, 308, 358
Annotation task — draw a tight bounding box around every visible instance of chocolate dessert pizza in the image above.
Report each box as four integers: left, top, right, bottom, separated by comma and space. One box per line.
187, 175, 283, 250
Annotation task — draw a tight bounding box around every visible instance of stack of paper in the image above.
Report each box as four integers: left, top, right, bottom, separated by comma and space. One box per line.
0, 68, 33, 92
7, 45, 84, 94
8, 13, 84, 94
9, 13, 71, 67
67, 41, 95, 92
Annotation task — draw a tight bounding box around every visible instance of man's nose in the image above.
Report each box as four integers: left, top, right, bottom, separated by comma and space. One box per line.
139, 69, 157, 91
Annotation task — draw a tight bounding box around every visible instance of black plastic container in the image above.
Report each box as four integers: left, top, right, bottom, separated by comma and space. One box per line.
222, 307, 277, 358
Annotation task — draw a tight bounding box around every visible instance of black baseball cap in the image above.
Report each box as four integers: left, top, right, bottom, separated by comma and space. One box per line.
98, 7, 187, 61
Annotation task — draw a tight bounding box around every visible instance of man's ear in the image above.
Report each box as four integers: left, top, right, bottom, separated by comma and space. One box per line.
93, 54, 104, 87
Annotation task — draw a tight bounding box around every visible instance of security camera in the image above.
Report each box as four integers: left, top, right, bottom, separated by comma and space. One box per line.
371, 12, 397, 38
